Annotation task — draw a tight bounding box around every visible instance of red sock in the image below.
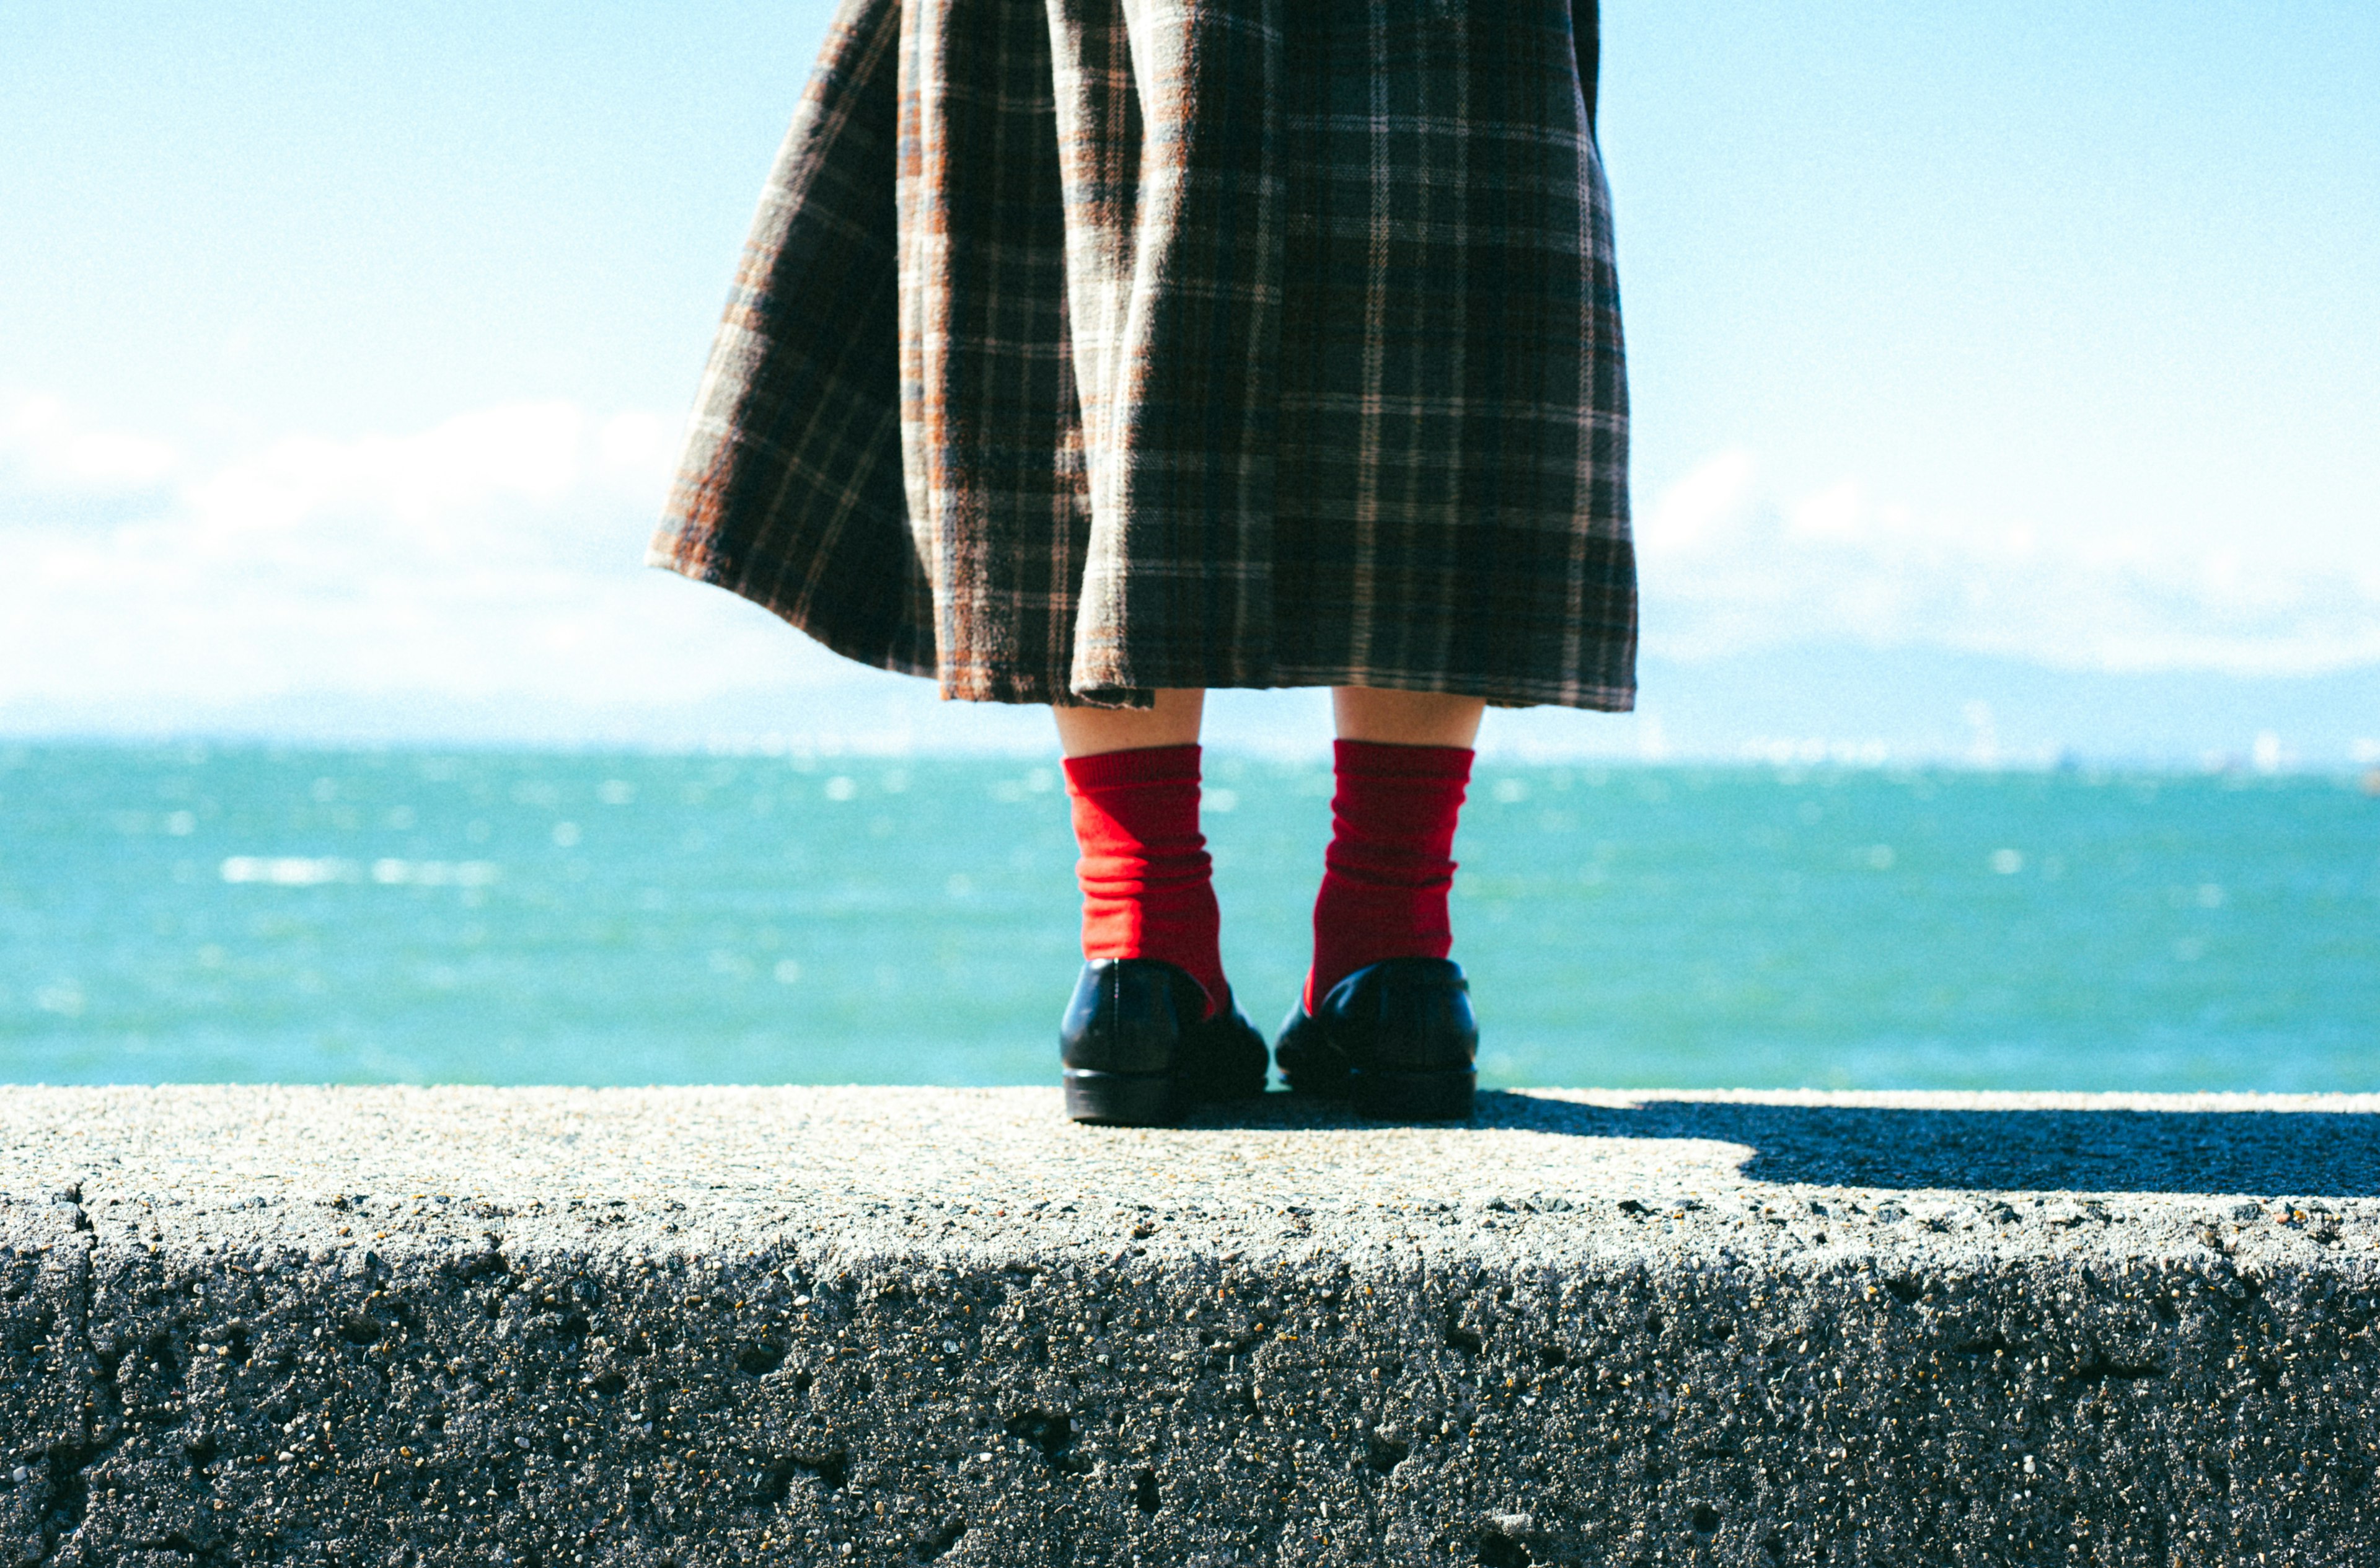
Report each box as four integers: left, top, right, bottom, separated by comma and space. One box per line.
1305, 739, 1473, 1010
1063, 743, 1227, 1018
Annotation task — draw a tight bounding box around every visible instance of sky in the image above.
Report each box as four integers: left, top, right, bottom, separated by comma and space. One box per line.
3, 0, 2376, 762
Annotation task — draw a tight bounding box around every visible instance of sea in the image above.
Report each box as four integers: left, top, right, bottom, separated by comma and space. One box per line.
4, 742, 2375, 1093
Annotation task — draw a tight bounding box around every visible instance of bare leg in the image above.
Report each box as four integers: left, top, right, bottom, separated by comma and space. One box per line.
1051, 687, 1206, 757
1332, 687, 1486, 749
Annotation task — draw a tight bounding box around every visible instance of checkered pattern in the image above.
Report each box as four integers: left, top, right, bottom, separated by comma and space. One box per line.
650, 0, 1634, 711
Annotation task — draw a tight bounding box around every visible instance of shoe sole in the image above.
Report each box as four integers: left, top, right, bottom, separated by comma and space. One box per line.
1284, 1066, 1474, 1120
1063, 1068, 1179, 1127
1352, 1067, 1475, 1120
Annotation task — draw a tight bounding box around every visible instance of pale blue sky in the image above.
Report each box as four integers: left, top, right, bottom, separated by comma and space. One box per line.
3, 1, 2376, 756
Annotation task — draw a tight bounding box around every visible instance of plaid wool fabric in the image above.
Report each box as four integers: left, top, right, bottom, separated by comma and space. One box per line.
650, 0, 1634, 711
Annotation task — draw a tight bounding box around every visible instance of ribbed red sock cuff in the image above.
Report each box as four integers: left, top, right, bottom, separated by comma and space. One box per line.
1061, 742, 1202, 792
1333, 738, 1475, 783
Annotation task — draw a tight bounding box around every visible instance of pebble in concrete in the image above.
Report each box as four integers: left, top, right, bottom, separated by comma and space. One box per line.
4, 1085, 2379, 1565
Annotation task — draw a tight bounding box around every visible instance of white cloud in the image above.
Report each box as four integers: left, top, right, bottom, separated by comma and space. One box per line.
178, 402, 584, 541
0, 399, 873, 728
5, 403, 2374, 746
1, 395, 180, 491
0, 394, 181, 500
1639, 451, 2380, 676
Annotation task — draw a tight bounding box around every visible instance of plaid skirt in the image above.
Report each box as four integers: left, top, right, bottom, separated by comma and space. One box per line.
649, 0, 1634, 710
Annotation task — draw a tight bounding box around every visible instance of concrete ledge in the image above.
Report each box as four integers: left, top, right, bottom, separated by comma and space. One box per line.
6, 1086, 2380, 1566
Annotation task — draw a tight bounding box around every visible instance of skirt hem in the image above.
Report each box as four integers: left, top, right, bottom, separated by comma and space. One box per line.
653, 548, 1636, 715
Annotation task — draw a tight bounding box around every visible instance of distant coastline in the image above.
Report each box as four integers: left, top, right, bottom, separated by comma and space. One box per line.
6, 647, 2379, 772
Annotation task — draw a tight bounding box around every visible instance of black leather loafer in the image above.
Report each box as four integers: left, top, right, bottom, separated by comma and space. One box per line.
1061, 958, 1269, 1125
1275, 957, 1478, 1119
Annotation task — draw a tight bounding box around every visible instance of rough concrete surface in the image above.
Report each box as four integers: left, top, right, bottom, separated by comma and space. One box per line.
4, 1085, 2380, 1567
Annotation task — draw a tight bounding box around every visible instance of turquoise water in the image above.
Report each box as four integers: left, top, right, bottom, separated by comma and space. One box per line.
4, 743, 2376, 1091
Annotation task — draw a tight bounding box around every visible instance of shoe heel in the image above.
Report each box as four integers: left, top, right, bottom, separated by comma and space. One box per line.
1064, 1070, 1179, 1127
1281, 1067, 1354, 1102
1352, 1068, 1475, 1121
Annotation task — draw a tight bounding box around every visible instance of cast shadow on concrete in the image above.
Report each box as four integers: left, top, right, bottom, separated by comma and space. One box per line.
1475, 1094, 2380, 1199
1191, 1093, 2380, 1198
